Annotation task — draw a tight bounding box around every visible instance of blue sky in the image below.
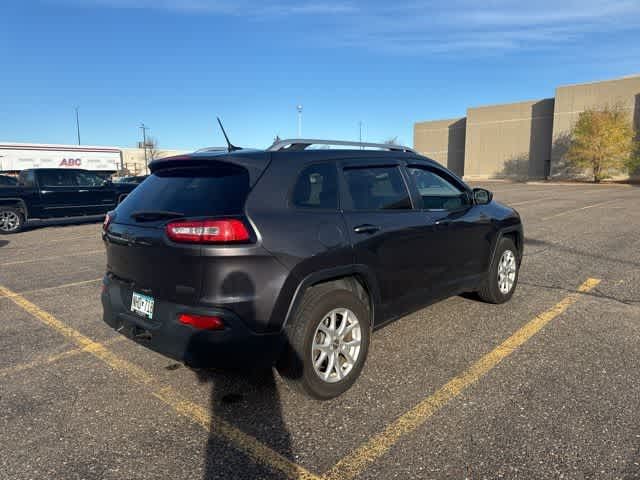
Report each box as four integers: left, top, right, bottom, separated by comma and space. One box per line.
1, 0, 639, 150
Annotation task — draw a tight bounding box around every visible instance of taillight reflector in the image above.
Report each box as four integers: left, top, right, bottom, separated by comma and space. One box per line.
178, 313, 224, 330
166, 219, 250, 244
103, 212, 112, 231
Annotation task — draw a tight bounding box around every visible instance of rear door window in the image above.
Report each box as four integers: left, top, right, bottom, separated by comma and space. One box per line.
116, 163, 250, 219
343, 166, 411, 210
19, 171, 35, 188
292, 163, 338, 209
75, 171, 108, 187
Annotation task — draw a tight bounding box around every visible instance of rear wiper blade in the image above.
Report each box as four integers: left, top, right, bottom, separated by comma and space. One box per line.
130, 210, 185, 221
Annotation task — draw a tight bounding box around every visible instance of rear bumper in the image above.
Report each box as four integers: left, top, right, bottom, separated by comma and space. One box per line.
101, 275, 285, 368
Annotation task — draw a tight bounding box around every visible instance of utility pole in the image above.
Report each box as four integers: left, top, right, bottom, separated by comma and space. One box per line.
75, 107, 81, 145
297, 105, 303, 137
139, 123, 149, 174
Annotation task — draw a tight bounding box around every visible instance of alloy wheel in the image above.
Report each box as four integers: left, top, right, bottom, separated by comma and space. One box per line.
311, 308, 362, 383
0, 211, 20, 232
497, 249, 517, 294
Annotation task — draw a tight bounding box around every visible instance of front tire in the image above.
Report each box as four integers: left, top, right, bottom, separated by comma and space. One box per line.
277, 285, 370, 400
478, 237, 519, 304
0, 207, 25, 234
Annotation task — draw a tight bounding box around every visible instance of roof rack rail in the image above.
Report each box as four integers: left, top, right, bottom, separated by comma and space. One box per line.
267, 138, 418, 154
194, 146, 228, 153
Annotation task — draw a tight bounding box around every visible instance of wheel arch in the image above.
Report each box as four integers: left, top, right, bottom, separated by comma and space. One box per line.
282, 265, 380, 330
489, 225, 524, 267
0, 198, 29, 219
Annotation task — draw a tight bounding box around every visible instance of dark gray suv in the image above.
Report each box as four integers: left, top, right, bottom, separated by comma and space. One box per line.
101, 139, 523, 399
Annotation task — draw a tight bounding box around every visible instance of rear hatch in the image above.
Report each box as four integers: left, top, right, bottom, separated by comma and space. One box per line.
104, 159, 256, 305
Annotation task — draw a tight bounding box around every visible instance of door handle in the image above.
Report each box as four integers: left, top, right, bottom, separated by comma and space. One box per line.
435, 220, 450, 226
78, 189, 89, 193
353, 224, 380, 234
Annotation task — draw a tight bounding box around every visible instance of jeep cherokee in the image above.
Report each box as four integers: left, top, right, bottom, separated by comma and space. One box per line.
101, 139, 523, 399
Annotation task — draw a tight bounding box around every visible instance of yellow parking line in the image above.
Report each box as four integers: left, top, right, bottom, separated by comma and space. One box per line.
541, 200, 619, 221
0, 249, 103, 266
0, 285, 320, 480
0, 336, 125, 378
0, 278, 102, 299
323, 278, 601, 480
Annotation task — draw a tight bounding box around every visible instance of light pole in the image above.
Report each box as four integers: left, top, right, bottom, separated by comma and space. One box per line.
359, 121, 363, 148
297, 105, 303, 137
139, 123, 149, 174
75, 106, 81, 145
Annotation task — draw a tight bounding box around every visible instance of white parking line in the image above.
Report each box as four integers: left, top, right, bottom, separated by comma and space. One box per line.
0, 278, 102, 299
541, 199, 620, 221
0, 249, 103, 266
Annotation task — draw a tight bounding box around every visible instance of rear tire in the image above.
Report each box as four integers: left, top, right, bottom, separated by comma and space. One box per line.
478, 237, 519, 304
0, 207, 25, 234
277, 285, 370, 400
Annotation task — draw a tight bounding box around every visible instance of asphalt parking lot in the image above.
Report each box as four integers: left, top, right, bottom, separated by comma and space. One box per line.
1, 182, 639, 480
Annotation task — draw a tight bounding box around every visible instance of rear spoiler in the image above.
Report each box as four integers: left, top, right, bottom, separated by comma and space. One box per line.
149, 152, 271, 186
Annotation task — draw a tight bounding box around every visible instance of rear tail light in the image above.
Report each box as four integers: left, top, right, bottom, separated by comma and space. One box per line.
166, 219, 250, 244
178, 313, 224, 330
103, 212, 112, 231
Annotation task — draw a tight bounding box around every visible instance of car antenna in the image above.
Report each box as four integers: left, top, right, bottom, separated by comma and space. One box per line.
217, 117, 242, 152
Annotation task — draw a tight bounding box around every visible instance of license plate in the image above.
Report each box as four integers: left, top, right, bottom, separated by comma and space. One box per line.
131, 292, 154, 319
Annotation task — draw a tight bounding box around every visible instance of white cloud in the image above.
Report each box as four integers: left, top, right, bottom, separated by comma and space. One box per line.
55, 0, 640, 55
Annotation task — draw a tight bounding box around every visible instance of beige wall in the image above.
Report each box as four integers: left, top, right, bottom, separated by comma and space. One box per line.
551, 75, 640, 178
413, 118, 466, 176
413, 74, 640, 181
119, 147, 187, 175
464, 99, 554, 179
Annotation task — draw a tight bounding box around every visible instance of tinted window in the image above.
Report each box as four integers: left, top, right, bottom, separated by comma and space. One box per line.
19, 171, 35, 188
292, 163, 338, 209
39, 171, 77, 187
75, 172, 107, 187
0, 176, 17, 186
116, 164, 249, 218
344, 166, 411, 210
407, 167, 469, 210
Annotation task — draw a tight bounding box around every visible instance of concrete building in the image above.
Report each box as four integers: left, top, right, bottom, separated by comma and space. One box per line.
0, 142, 187, 175
465, 99, 554, 180
414, 74, 640, 180
413, 118, 466, 176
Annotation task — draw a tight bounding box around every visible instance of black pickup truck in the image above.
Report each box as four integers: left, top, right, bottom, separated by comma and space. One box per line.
0, 168, 137, 233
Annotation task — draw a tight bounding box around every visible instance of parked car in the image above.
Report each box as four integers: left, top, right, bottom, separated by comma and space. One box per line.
0, 168, 137, 233
101, 139, 523, 399
0, 175, 18, 186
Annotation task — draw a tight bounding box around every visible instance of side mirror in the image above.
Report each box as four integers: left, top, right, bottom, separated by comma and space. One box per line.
473, 188, 493, 205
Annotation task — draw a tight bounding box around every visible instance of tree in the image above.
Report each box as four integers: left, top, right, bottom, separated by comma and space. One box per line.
384, 136, 398, 145
146, 137, 163, 161
565, 105, 635, 182
628, 132, 640, 176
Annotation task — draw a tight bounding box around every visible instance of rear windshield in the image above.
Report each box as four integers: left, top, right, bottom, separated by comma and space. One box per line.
117, 164, 250, 218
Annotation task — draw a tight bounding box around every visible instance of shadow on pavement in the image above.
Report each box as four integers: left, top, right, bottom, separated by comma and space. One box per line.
525, 237, 640, 268
193, 367, 294, 479
185, 270, 297, 479
0, 240, 8, 247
